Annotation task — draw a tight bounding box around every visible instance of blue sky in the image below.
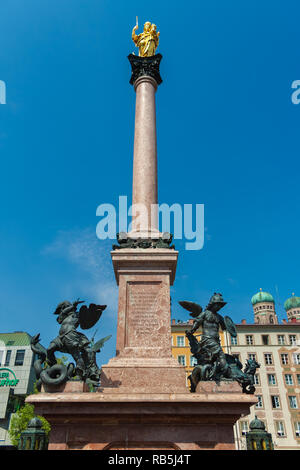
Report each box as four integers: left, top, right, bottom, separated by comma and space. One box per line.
0, 0, 299, 364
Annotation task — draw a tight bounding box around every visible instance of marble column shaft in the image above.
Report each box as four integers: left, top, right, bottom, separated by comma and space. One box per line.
131, 75, 159, 237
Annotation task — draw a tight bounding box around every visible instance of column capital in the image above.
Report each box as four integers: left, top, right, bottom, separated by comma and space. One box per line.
128, 53, 163, 87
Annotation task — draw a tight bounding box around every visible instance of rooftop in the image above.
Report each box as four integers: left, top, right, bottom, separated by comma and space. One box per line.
171, 319, 193, 326
0, 332, 33, 347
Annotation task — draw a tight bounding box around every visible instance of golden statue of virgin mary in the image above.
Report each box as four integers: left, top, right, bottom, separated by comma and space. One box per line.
132, 20, 160, 57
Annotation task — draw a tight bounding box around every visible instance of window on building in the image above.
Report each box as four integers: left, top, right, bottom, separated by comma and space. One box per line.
297, 374, 300, 385
240, 421, 249, 436
4, 350, 11, 366
262, 335, 269, 345
254, 374, 260, 385
231, 335, 238, 345
267, 374, 276, 385
14, 349, 25, 366
255, 396, 263, 408
264, 353, 273, 365
177, 336, 185, 347
190, 356, 197, 367
177, 355, 186, 366
294, 422, 300, 438
277, 335, 285, 345
281, 353, 289, 365
0, 350, 4, 366
293, 353, 300, 365
248, 353, 257, 361
275, 421, 286, 437
285, 374, 294, 385
246, 335, 254, 345
289, 396, 298, 409
271, 396, 280, 409
289, 335, 297, 346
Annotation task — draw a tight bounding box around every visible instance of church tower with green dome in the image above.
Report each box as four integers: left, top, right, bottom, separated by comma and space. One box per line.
284, 293, 300, 322
251, 288, 278, 324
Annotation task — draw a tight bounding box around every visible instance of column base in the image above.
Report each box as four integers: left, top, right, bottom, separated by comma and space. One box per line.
100, 356, 188, 394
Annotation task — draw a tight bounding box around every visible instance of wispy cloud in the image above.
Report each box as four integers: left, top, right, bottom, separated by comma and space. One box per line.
41, 227, 118, 315
226, 277, 239, 286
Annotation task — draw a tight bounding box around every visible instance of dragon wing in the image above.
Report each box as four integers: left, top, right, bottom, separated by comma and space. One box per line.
179, 301, 203, 318
79, 304, 107, 330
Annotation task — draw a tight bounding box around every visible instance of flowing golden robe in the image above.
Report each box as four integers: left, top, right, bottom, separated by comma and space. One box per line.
132, 24, 160, 57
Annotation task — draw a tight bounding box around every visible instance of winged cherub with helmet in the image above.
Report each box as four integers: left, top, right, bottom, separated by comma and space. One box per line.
179, 293, 237, 380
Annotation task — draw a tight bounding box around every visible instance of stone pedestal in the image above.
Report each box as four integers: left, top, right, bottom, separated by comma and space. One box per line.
100, 248, 187, 394
27, 382, 256, 450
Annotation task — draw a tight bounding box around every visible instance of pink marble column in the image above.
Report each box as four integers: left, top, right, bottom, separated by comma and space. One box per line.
130, 75, 159, 238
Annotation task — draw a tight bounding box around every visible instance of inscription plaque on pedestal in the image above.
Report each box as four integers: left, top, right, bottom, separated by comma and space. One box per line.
127, 282, 160, 347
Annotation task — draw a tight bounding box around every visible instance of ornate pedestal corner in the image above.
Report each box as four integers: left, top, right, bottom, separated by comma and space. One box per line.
128, 53, 163, 86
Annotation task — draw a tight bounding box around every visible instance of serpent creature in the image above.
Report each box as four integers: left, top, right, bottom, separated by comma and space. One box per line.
31, 334, 75, 391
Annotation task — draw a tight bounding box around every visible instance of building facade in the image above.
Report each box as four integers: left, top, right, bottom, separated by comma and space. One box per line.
0, 332, 37, 449
171, 291, 300, 450
232, 291, 300, 450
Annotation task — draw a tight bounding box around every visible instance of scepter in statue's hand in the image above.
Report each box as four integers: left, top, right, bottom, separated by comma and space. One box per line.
132, 16, 139, 48
132, 16, 138, 33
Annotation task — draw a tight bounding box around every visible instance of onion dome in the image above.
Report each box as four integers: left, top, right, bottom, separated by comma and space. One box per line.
27, 417, 43, 429
251, 289, 274, 306
249, 415, 266, 432
284, 293, 300, 311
